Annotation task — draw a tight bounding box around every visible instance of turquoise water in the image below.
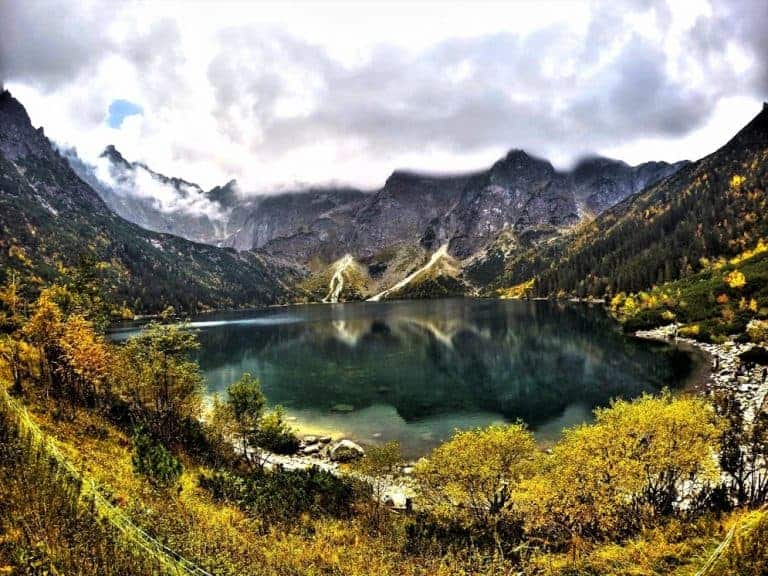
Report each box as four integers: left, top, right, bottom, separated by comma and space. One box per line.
114, 299, 697, 457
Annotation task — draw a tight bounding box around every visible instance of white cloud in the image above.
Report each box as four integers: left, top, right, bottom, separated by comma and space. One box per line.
92, 154, 229, 220
2, 0, 766, 193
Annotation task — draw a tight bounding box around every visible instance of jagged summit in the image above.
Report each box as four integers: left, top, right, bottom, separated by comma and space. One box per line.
573, 155, 630, 173
206, 179, 240, 207
0, 89, 30, 124
100, 144, 132, 169
0, 89, 51, 160
490, 148, 556, 179
383, 169, 474, 189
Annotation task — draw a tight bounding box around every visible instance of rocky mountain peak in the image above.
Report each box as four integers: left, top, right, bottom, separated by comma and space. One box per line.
572, 155, 627, 175
489, 149, 555, 183
206, 179, 240, 208
0, 90, 51, 160
0, 89, 32, 126
100, 144, 132, 169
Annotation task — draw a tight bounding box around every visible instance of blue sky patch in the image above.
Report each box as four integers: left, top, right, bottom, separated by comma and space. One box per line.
107, 99, 143, 128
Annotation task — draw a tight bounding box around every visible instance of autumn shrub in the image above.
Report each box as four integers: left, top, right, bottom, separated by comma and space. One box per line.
747, 318, 768, 343
521, 393, 721, 548
413, 423, 538, 555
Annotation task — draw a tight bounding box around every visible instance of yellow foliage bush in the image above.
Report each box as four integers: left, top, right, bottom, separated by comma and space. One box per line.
725, 269, 746, 289
746, 319, 768, 343
679, 324, 701, 337
521, 393, 720, 545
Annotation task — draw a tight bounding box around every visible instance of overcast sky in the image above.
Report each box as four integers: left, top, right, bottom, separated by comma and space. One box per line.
1, 0, 766, 192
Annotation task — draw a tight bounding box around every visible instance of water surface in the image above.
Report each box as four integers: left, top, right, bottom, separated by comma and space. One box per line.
134, 299, 697, 458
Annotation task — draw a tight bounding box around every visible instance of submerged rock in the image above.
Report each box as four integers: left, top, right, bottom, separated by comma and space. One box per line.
330, 403, 355, 413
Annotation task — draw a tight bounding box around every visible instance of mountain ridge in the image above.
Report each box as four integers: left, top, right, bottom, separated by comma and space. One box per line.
494, 102, 768, 299
68, 139, 686, 302
0, 89, 302, 313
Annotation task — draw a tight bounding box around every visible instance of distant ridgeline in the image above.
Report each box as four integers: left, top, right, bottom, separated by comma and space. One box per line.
2, 86, 768, 319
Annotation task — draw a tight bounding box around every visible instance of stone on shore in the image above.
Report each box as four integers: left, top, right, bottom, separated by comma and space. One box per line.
329, 439, 365, 462
331, 403, 355, 413
301, 443, 322, 455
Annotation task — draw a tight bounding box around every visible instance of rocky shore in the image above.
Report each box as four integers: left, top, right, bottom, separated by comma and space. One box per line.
254, 436, 417, 509
635, 324, 768, 423
256, 322, 768, 511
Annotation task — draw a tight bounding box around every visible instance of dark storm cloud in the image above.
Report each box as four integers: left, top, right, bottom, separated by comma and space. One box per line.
206, 6, 734, 163
0, 0, 115, 90
0, 1, 185, 110
2, 0, 766, 175
688, 0, 768, 94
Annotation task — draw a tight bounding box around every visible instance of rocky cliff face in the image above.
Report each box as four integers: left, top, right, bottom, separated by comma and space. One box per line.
227, 151, 683, 269
63, 145, 235, 245
571, 156, 689, 215
73, 137, 684, 287
441, 150, 579, 259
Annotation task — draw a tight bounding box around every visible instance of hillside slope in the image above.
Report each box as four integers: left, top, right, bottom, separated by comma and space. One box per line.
496, 103, 768, 299
0, 90, 301, 313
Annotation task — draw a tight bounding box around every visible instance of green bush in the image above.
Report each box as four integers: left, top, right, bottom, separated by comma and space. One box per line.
250, 406, 300, 455
131, 431, 183, 489
199, 466, 362, 526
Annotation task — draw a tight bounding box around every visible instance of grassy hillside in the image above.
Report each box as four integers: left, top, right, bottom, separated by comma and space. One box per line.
2, 278, 768, 575
610, 240, 768, 342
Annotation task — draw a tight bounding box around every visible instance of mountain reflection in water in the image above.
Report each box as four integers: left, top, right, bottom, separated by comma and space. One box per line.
183, 299, 696, 457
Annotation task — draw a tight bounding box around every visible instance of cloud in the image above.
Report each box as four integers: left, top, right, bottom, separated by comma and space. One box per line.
2, 0, 766, 192
0, 1, 118, 90
688, 0, 768, 94
92, 153, 230, 220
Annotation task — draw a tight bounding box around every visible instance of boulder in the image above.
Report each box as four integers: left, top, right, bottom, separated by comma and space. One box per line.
301, 443, 322, 455
329, 439, 365, 462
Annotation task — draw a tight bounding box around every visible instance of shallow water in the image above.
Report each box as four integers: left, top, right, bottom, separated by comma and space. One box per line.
122, 299, 694, 458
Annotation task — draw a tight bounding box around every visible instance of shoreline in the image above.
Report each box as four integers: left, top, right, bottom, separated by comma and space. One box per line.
252, 441, 417, 510
634, 324, 768, 423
